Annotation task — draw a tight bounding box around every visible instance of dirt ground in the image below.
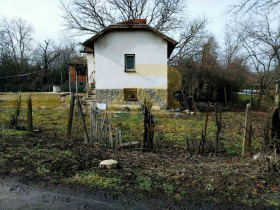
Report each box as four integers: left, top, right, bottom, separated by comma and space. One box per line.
1, 93, 280, 208
0, 177, 257, 210
0, 133, 279, 208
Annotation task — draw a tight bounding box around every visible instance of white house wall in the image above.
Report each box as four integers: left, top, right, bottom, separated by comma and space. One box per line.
86, 53, 95, 83
94, 31, 168, 90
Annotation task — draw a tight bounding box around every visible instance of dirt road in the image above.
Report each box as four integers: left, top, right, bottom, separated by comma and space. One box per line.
0, 177, 230, 210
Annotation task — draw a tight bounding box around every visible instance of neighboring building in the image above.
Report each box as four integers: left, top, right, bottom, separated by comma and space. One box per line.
69, 56, 87, 92
81, 19, 177, 109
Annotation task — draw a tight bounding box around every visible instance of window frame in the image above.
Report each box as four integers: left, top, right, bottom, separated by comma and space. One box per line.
124, 54, 136, 72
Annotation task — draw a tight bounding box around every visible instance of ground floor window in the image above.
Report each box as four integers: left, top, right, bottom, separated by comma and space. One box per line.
124, 88, 138, 101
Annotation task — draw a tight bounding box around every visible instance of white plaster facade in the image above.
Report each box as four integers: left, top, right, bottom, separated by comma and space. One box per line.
87, 30, 168, 90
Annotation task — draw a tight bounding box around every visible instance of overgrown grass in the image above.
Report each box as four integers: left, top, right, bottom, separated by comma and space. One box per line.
62, 171, 123, 189
0, 92, 279, 207
0, 92, 72, 109
0, 92, 266, 154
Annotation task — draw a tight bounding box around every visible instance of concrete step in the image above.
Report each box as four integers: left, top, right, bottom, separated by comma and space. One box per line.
86, 98, 96, 101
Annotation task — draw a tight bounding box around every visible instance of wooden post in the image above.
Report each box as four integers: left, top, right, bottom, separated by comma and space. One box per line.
109, 114, 113, 147
115, 128, 119, 146
118, 129, 122, 146
242, 103, 251, 157
200, 101, 210, 155
75, 71, 78, 95
141, 100, 155, 151
93, 110, 98, 142
185, 138, 190, 151
76, 96, 89, 144
215, 103, 222, 157
250, 87, 253, 107
66, 95, 75, 139
27, 95, 33, 132
9, 95, 21, 129
90, 102, 94, 141
69, 69, 71, 98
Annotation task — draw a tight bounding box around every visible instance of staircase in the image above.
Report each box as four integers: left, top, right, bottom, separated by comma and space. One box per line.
83, 82, 96, 106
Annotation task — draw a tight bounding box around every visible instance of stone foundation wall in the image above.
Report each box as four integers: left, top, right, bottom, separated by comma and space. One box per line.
96, 88, 168, 109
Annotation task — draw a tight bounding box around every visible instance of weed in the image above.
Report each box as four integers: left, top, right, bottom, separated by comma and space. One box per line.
136, 176, 152, 191
63, 171, 123, 189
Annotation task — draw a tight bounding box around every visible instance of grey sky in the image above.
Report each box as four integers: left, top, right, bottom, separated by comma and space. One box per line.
0, 0, 233, 45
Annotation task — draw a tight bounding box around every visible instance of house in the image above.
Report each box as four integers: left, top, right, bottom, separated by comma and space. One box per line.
68, 56, 87, 92
81, 19, 177, 109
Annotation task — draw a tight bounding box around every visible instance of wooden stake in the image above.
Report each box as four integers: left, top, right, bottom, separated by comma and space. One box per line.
27, 95, 33, 132
200, 101, 210, 155
76, 96, 89, 144
115, 128, 119, 146
66, 95, 75, 139
90, 102, 94, 141
215, 103, 222, 157
242, 103, 251, 157
109, 115, 113, 147
95, 111, 98, 142
185, 138, 190, 151
118, 129, 122, 146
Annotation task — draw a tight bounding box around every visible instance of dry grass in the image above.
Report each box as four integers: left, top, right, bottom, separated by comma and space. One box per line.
0, 92, 267, 155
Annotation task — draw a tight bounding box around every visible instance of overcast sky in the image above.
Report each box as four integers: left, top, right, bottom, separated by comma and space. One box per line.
0, 0, 234, 45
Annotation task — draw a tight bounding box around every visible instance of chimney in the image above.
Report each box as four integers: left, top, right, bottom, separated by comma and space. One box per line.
118, 19, 147, 24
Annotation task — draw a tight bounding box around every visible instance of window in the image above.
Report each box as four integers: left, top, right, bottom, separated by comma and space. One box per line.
75, 65, 87, 76
125, 54, 135, 72
124, 88, 138, 101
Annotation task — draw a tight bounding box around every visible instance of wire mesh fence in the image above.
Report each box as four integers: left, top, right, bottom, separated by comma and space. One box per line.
0, 92, 270, 156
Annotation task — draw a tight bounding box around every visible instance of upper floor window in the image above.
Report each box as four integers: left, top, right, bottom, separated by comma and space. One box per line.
125, 54, 135, 72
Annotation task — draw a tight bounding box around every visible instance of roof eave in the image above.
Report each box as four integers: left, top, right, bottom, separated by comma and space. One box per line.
83, 24, 177, 46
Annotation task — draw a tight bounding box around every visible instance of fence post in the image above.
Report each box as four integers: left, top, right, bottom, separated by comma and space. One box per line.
118, 129, 122, 146
94, 111, 98, 143
215, 103, 222, 157
66, 95, 75, 139
109, 114, 113, 147
141, 100, 155, 151
9, 95, 21, 129
27, 95, 33, 132
185, 138, 190, 151
76, 96, 89, 144
242, 103, 251, 157
90, 102, 94, 141
200, 101, 210, 155
115, 128, 119, 146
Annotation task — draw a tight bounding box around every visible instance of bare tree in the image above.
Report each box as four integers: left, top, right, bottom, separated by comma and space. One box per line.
229, 0, 280, 13
0, 17, 34, 90
235, 13, 280, 107
36, 40, 61, 85
0, 17, 33, 74
222, 31, 241, 66
169, 16, 208, 63
60, 0, 186, 35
